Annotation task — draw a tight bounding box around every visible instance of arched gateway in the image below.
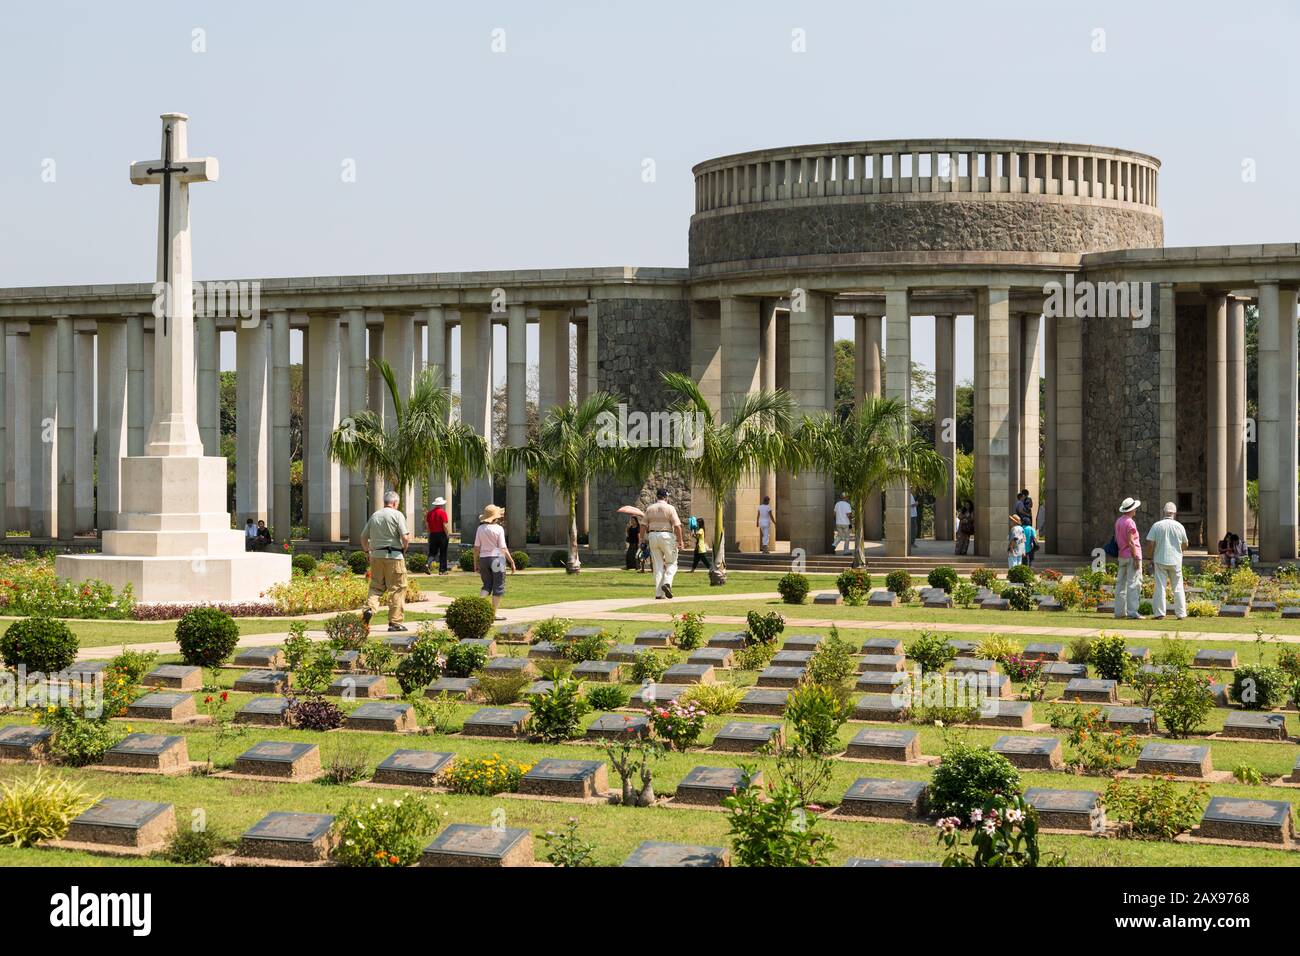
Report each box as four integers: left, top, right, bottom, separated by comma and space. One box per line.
1, 138, 1297, 565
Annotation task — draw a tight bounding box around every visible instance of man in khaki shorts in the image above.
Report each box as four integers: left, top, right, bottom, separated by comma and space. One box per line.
361, 490, 411, 632
640, 488, 684, 600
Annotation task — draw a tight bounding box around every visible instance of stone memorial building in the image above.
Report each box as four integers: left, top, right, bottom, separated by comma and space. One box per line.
1, 138, 1297, 562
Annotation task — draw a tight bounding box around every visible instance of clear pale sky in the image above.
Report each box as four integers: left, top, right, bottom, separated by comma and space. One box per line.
3, 0, 1296, 384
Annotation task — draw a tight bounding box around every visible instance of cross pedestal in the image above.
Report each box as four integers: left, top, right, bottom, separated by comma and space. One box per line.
57, 114, 290, 603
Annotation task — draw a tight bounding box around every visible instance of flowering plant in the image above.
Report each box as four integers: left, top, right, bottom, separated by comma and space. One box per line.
333, 793, 444, 867
443, 754, 531, 795
0, 556, 133, 619
647, 698, 706, 750
1002, 654, 1048, 701
936, 794, 1063, 867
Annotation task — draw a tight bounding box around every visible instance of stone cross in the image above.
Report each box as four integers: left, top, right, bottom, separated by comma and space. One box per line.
129, 113, 218, 458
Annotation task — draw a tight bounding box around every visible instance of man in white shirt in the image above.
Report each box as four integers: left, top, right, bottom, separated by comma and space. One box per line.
640, 488, 685, 599
756, 497, 774, 553
832, 493, 853, 553
1145, 501, 1189, 620
909, 493, 918, 546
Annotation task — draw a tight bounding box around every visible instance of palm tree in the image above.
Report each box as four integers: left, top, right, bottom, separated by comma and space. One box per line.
657, 372, 799, 585
798, 395, 949, 567
327, 360, 489, 518
494, 392, 656, 572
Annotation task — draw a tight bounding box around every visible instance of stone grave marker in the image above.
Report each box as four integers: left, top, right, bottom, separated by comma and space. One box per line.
975, 699, 1034, 729
1043, 662, 1088, 680
945, 639, 979, 654
951, 657, 999, 675
495, 622, 533, 643
771, 650, 814, 667
1282, 606, 1300, 620
58, 661, 108, 683
233, 741, 322, 780
661, 663, 715, 685
527, 641, 563, 660
960, 672, 1013, 699
845, 727, 920, 762
863, 637, 904, 655
991, 735, 1064, 770
238, 811, 336, 862
64, 798, 176, 852
1023, 643, 1064, 661
372, 749, 454, 787
233, 646, 285, 669
1136, 742, 1213, 778
687, 647, 734, 668
621, 840, 729, 867
923, 593, 954, 609
460, 637, 498, 657
572, 660, 622, 683
426, 677, 479, 700
1193, 648, 1238, 668
735, 688, 790, 716
1292, 752, 1300, 784
782, 635, 825, 652
1137, 663, 1175, 677
1251, 601, 1279, 613
629, 683, 689, 706
757, 665, 806, 688
461, 707, 531, 738
233, 696, 291, 726
813, 592, 842, 605
1208, 682, 1230, 707
1061, 678, 1119, 704
840, 777, 928, 818
1024, 787, 1102, 831
980, 597, 1012, 611
585, 713, 649, 741
481, 657, 538, 678
1103, 706, 1156, 734
844, 858, 940, 867
673, 766, 761, 806
1221, 711, 1289, 741
125, 691, 197, 722
566, 626, 605, 641
101, 733, 189, 773
1218, 604, 1250, 618
707, 631, 748, 649
858, 654, 906, 673
232, 669, 289, 694
633, 629, 673, 647
606, 644, 650, 663
1199, 796, 1294, 845
519, 758, 609, 799
332, 649, 360, 672
421, 823, 533, 867
1096, 602, 1115, 614
711, 721, 784, 753
867, 590, 898, 607
347, 701, 418, 733
523, 680, 556, 697
853, 693, 910, 722
1126, 646, 1151, 662
855, 671, 910, 693
143, 663, 202, 690
383, 633, 418, 654
326, 673, 389, 698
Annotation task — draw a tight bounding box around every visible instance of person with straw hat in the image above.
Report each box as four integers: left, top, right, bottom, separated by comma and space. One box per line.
1114, 497, 1144, 619
473, 503, 517, 617
360, 490, 412, 632
1146, 501, 1189, 620
1006, 514, 1026, 569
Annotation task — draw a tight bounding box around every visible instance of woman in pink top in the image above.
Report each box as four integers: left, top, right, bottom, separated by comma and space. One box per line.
472, 504, 517, 616
1114, 497, 1143, 619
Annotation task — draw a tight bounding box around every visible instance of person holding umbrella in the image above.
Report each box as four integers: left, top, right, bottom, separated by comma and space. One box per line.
617, 504, 644, 571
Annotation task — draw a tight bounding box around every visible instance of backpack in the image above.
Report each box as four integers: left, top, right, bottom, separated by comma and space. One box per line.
1102, 535, 1119, 558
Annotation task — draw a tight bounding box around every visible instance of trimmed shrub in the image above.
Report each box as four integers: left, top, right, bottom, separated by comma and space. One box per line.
348, 550, 369, 574
680, 683, 745, 715
174, 607, 240, 668
444, 596, 496, 641
405, 551, 429, 574
927, 566, 959, 592
1005, 584, 1036, 611
549, 549, 569, 569
630, 649, 679, 684
1006, 563, 1035, 585
1090, 633, 1134, 683
291, 553, 317, 574
835, 567, 871, 603
970, 567, 998, 588
777, 572, 809, 605
512, 550, 531, 570
976, 634, 1021, 663
1231, 663, 1289, 710
1, 617, 78, 673
458, 548, 476, 572
884, 569, 914, 603
928, 741, 1022, 820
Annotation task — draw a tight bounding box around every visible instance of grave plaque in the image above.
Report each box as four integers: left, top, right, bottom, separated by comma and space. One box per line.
372, 749, 454, 787
495, 622, 533, 643
606, 644, 650, 663
1096, 603, 1115, 614
1208, 682, 1230, 707
951, 657, 998, 675
233, 741, 322, 779
855, 671, 910, 693
1024, 788, 1102, 831
233, 646, 285, 669
813, 592, 842, 605
1043, 662, 1088, 680
711, 721, 784, 753
102, 733, 189, 773
633, 629, 673, 647
572, 660, 623, 683
481, 657, 538, 678
707, 631, 748, 649
846, 728, 921, 762
687, 647, 734, 668
232, 669, 289, 694
991, 736, 1064, 770
426, 677, 480, 700
867, 590, 898, 607
980, 598, 1012, 611
519, 758, 609, 799
771, 650, 814, 667
1061, 678, 1119, 704
566, 626, 605, 641
923, 594, 954, 609
585, 713, 649, 741
1221, 711, 1289, 741
944, 639, 979, 654
421, 823, 534, 867
1138, 663, 1175, 677
1023, 643, 1064, 662
973, 588, 997, 602
976, 699, 1034, 729
1103, 706, 1156, 734
959, 672, 1012, 700
523, 680, 556, 697
1282, 606, 1300, 620
629, 683, 689, 706
673, 766, 761, 806
840, 777, 928, 819
461, 707, 531, 738
844, 858, 939, 867
126, 691, 197, 722
661, 663, 715, 685
527, 641, 564, 661
143, 663, 202, 690
1136, 742, 1213, 778
1292, 752, 1300, 784
621, 840, 730, 867
325, 673, 389, 698
383, 633, 418, 654
757, 666, 807, 688
460, 637, 498, 657
858, 654, 906, 673
332, 649, 360, 672
238, 811, 336, 862
1126, 646, 1151, 662
863, 638, 905, 655
233, 696, 291, 726
66, 798, 176, 850
1037, 598, 1065, 612
853, 694, 910, 722
1199, 796, 1294, 845
736, 688, 790, 715
1218, 605, 1250, 619
1193, 648, 1238, 669
347, 701, 418, 733
782, 635, 825, 652
1251, 601, 1279, 613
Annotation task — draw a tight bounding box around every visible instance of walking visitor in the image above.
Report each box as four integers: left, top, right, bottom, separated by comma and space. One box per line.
472, 503, 517, 617
1146, 501, 1189, 620
360, 490, 412, 632
641, 488, 684, 599
955, 500, 975, 555
756, 496, 774, 553
1007, 515, 1025, 568
833, 493, 853, 553
689, 519, 712, 572
425, 496, 450, 574
624, 515, 641, 570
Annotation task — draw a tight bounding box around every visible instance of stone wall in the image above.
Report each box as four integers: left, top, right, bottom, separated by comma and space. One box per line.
689, 199, 1164, 268
1175, 297, 1208, 545
593, 296, 692, 550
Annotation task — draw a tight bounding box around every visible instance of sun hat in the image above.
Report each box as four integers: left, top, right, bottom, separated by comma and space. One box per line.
1118, 497, 1141, 514
432, 496, 447, 507
479, 504, 505, 523
1008, 515, 1021, 524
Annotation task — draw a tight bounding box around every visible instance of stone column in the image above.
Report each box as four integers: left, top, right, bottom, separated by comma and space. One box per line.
1053, 310, 1084, 555
1157, 284, 1178, 516
585, 301, 599, 551
575, 320, 590, 539
884, 288, 911, 556
1006, 314, 1023, 503
383, 311, 418, 521
787, 293, 830, 554
300, 323, 310, 528
270, 310, 292, 547
1257, 283, 1299, 561
6, 329, 30, 531
56, 316, 75, 541
1043, 317, 1058, 547
444, 321, 456, 532
0, 320, 5, 541
860, 315, 884, 540
1225, 296, 1248, 541
1204, 292, 1228, 547
305, 313, 343, 542
506, 303, 527, 546
95, 322, 128, 531
537, 308, 569, 545
126, 314, 145, 457
721, 296, 762, 552
142, 328, 154, 445
759, 300, 778, 530
235, 315, 270, 523
459, 310, 494, 536
367, 321, 386, 512
424, 305, 449, 528
1020, 312, 1042, 513
30, 322, 58, 539
934, 313, 957, 540
73, 330, 95, 532
196, 311, 219, 456
974, 286, 1012, 557
345, 308, 369, 544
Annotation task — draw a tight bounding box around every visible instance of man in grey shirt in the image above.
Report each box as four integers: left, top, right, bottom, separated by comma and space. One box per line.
360, 490, 412, 631
1145, 501, 1189, 620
